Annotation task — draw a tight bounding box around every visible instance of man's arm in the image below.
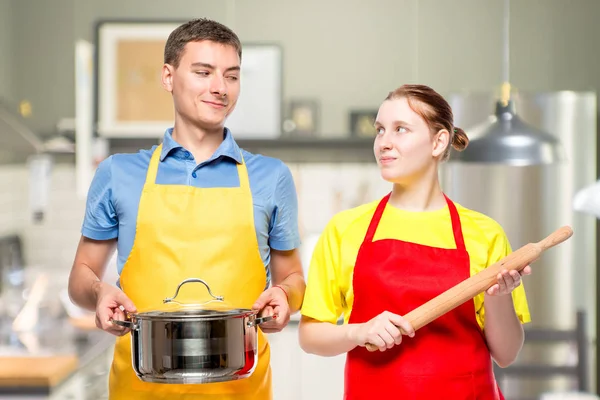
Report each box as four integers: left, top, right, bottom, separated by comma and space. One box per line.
68, 236, 136, 336
251, 248, 305, 333
68, 236, 115, 311
251, 161, 304, 332
270, 248, 305, 314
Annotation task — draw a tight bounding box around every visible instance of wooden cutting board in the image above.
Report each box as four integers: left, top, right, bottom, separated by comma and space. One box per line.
0, 355, 79, 387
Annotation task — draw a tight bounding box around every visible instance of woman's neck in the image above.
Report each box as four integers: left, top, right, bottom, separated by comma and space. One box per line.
388, 176, 446, 212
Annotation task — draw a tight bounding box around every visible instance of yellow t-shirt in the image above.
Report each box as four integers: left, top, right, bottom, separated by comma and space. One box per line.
301, 199, 531, 329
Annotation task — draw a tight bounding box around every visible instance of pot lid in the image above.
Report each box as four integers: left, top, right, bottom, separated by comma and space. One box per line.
135, 278, 255, 319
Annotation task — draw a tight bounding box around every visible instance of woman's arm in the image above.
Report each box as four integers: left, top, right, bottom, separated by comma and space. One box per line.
299, 312, 415, 357
298, 317, 358, 357
483, 267, 531, 367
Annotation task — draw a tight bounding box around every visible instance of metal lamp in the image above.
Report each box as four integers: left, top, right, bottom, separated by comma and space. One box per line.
453, 0, 565, 166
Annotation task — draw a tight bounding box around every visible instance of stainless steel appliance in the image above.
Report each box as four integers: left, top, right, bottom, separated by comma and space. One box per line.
441, 91, 597, 397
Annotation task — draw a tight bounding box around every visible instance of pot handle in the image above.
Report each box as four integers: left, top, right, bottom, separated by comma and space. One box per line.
247, 314, 277, 328
163, 278, 224, 304
110, 318, 137, 330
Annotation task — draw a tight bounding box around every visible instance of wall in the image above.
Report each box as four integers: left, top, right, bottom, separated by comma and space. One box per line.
0, 0, 14, 101
6, 0, 600, 136
0, 166, 27, 237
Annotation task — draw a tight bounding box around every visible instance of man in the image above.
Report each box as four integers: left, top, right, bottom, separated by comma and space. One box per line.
68, 18, 305, 400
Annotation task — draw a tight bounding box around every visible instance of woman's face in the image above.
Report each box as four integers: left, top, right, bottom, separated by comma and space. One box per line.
373, 97, 448, 185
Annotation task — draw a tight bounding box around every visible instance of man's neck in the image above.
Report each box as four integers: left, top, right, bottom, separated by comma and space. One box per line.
171, 121, 225, 164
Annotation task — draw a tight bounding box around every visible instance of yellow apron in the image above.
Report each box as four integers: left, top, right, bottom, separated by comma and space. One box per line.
109, 145, 271, 400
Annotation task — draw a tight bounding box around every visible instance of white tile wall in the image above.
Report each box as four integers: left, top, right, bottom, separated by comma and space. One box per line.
0, 166, 28, 237
292, 163, 392, 236
0, 164, 85, 283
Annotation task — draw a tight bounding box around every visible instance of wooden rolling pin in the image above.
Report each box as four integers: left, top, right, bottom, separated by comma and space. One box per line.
365, 225, 573, 352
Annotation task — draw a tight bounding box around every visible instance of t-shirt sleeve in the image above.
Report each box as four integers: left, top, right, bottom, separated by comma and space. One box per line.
81, 156, 119, 240
268, 162, 301, 251
300, 218, 345, 324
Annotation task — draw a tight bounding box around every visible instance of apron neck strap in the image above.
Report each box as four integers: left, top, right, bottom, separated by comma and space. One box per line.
364, 192, 466, 252
364, 192, 391, 243
443, 194, 466, 252
144, 145, 250, 191
145, 145, 162, 186
236, 151, 250, 191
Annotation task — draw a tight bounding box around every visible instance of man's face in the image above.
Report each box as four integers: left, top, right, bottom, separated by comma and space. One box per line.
162, 40, 241, 130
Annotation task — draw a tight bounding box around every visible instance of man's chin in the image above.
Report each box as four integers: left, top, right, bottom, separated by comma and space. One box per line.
195, 116, 226, 130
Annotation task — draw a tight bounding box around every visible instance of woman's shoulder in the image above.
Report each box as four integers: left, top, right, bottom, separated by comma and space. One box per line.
325, 199, 382, 238
454, 202, 510, 246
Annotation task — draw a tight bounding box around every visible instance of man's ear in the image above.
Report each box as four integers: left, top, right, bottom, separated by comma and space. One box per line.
161, 64, 174, 92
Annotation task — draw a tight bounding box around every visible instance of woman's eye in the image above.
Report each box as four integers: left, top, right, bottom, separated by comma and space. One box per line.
376, 127, 384, 135
396, 126, 407, 133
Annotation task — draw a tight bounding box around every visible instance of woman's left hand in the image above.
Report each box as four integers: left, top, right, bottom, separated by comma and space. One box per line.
486, 266, 532, 296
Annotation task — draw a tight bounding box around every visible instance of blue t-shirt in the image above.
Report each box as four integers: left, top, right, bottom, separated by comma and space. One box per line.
82, 128, 301, 286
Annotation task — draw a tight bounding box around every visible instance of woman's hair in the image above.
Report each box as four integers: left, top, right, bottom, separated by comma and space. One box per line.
385, 84, 468, 161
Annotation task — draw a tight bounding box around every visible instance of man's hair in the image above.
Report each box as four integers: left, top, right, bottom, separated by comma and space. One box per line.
164, 18, 242, 68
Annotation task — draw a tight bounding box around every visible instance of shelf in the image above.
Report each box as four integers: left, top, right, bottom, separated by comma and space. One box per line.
108, 136, 376, 164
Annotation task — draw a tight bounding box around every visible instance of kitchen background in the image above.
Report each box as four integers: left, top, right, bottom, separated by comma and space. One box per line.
0, 0, 599, 399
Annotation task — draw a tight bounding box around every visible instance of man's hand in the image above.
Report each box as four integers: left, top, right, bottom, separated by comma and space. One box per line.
252, 286, 290, 333
94, 282, 137, 336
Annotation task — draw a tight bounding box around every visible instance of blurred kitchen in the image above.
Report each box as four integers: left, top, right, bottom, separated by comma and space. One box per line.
0, 0, 598, 399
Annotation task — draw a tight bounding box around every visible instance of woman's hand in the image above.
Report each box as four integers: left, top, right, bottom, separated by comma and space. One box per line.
486, 266, 532, 296
347, 311, 415, 352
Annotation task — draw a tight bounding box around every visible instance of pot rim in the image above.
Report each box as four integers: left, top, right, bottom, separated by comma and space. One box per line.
130, 308, 258, 322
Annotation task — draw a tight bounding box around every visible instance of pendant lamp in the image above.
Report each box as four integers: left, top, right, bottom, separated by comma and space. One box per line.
453, 0, 565, 165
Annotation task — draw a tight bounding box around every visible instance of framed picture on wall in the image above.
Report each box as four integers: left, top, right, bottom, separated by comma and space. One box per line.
282, 99, 319, 137
349, 110, 378, 138
95, 20, 283, 139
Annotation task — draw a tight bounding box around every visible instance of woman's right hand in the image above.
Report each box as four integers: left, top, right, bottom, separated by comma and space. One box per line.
94, 282, 137, 336
347, 311, 415, 352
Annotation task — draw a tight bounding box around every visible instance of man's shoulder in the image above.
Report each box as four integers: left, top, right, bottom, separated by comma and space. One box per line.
241, 149, 290, 179
93, 147, 157, 189
109, 147, 156, 170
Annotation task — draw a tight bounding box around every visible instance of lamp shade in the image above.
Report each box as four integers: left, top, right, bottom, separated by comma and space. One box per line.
453, 100, 565, 166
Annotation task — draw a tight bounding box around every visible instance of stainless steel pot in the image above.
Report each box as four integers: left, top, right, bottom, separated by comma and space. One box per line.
112, 278, 274, 384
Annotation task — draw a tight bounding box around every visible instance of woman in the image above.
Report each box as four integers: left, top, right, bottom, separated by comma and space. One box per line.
298, 84, 531, 400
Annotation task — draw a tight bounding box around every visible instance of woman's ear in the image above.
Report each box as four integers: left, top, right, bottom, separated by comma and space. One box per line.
432, 129, 450, 158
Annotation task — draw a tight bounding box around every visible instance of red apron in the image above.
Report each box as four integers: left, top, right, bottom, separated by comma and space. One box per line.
345, 193, 503, 400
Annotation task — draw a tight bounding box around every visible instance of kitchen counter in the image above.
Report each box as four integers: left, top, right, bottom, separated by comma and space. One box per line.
0, 319, 115, 400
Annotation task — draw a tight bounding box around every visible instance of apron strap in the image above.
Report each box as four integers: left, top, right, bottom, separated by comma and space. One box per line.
363, 192, 391, 243
444, 194, 466, 252
236, 151, 251, 192
144, 144, 162, 186
364, 192, 467, 252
